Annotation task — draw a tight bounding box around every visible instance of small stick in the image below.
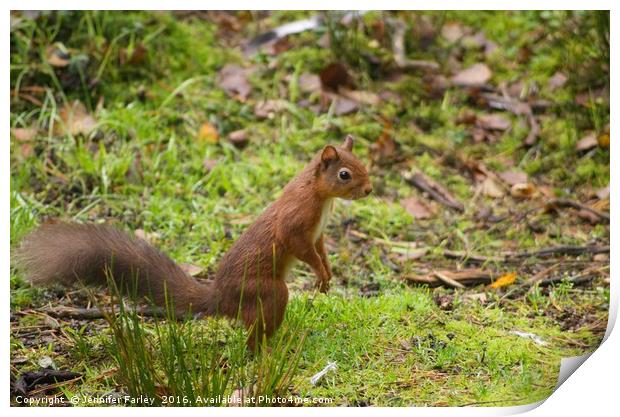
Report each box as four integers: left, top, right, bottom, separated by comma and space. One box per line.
405, 171, 465, 212
433, 271, 466, 289
39, 305, 167, 320
547, 198, 610, 222
391, 20, 440, 71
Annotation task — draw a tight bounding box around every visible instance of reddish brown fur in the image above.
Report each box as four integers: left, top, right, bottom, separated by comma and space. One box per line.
14, 135, 372, 350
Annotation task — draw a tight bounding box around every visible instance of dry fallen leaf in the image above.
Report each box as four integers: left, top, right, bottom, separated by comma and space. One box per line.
46, 43, 70, 67
576, 209, 601, 224
54, 100, 97, 137
595, 185, 610, 200
332, 96, 358, 115
490, 272, 517, 289
11, 127, 37, 158
319, 62, 355, 92
481, 177, 505, 198
576, 133, 598, 152
298, 73, 321, 93
400, 197, 433, 219
228, 129, 249, 148
548, 72, 568, 91
510, 182, 537, 199
254, 99, 287, 119
499, 170, 528, 186
179, 263, 205, 277
11, 127, 37, 142
476, 114, 511, 131
218, 64, 253, 101
340, 89, 381, 106
441, 22, 465, 43
134, 229, 160, 244
369, 121, 401, 165
451, 63, 492, 87
198, 122, 219, 144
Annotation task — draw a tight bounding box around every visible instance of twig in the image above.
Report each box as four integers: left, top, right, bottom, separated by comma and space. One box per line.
404, 269, 493, 287
39, 305, 167, 320
479, 91, 540, 146
391, 20, 440, 71
27, 375, 83, 396
349, 229, 609, 264
507, 245, 610, 259
442, 250, 503, 263
433, 271, 466, 289
405, 171, 465, 212
546, 198, 610, 222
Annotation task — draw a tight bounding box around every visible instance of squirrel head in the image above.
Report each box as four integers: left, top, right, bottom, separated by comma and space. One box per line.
316, 135, 372, 200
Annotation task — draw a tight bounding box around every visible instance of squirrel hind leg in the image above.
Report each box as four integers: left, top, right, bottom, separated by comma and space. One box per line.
241, 284, 288, 352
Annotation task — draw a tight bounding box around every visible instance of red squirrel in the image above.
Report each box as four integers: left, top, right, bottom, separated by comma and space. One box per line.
15, 135, 372, 350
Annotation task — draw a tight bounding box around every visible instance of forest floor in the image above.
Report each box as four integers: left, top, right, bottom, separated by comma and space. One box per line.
10, 11, 610, 407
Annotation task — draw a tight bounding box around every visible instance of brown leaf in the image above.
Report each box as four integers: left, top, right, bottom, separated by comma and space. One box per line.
228, 129, 249, 148
476, 114, 511, 131
400, 197, 433, 219
576, 209, 601, 224
340, 89, 381, 106
11, 127, 38, 158
369, 121, 400, 165
498, 170, 528, 186
54, 101, 97, 137
441, 22, 465, 43
46, 43, 70, 68
254, 99, 287, 119
510, 183, 537, 199
461, 32, 488, 49
548, 72, 568, 91
128, 43, 148, 66
134, 229, 160, 244
464, 292, 488, 304
480, 177, 505, 198
576, 133, 598, 152
298, 73, 321, 93
595, 185, 610, 200
218, 64, 253, 101
179, 263, 205, 277
319, 62, 354, 92
332, 96, 359, 115
575, 86, 608, 107
264, 36, 292, 55
11, 127, 37, 142
451, 63, 492, 87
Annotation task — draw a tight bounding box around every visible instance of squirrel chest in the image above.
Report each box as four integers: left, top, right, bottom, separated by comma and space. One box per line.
312, 198, 334, 242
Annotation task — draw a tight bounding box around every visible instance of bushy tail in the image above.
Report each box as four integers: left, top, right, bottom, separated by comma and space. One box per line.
13, 223, 217, 316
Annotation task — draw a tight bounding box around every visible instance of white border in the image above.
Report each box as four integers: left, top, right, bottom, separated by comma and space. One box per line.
3, 2, 616, 416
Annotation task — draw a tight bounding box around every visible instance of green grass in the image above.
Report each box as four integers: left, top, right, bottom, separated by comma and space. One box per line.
10, 11, 608, 407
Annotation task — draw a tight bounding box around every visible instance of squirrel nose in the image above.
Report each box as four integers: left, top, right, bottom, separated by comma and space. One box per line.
364, 185, 373, 195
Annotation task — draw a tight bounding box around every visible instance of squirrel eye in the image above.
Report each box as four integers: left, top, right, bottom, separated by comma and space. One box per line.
338, 170, 351, 180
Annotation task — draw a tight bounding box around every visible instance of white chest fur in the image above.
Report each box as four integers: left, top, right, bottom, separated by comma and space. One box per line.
312, 198, 334, 243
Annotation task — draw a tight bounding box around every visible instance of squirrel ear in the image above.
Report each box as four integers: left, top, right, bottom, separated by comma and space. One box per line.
342, 135, 354, 151
321, 145, 339, 169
